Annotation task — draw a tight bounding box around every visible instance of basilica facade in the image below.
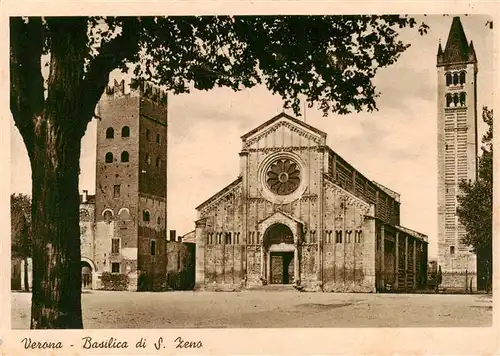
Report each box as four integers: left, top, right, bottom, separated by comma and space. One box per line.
194, 113, 428, 292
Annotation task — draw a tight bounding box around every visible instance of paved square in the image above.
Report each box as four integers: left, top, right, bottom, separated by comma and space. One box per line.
11, 291, 492, 329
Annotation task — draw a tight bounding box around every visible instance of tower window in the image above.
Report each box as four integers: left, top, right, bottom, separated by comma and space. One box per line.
453, 73, 459, 85
346, 230, 352, 243
121, 126, 130, 137
143, 210, 150, 222
453, 93, 459, 107
121, 151, 129, 162
459, 71, 466, 85
111, 263, 120, 274
106, 127, 114, 139
150, 240, 156, 256
459, 92, 466, 106
146, 129, 151, 141
118, 208, 130, 221
113, 185, 120, 198
355, 230, 362, 243
156, 134, 161, 144
450, 246, 455, 255
156, 157, 161, 168
103, 209, 113, 222
335, 230, 343, 244
445, 72, 452, 86
105, 152, 113, 163
446, 94, 452, 107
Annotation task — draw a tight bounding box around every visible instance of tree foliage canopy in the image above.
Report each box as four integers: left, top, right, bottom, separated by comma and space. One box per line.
457, 107, 493, 258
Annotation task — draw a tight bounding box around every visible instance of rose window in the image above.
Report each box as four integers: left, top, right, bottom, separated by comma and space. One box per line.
266, 158, 301, 195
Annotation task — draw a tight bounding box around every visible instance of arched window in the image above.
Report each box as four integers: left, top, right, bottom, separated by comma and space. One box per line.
150, 240, 156, 256
146, 129, 151, 141
145, 154, 151, 165
103, 209, 114, 223
156, 157, 161, 168
460, 92, 466, 106
106, 127, 114, 139
118, 208, 130, 221
156, 134, 161, 144
445, 73, 452, 86
453, 73, 459, 85
121, 151, 129, 162
105, 152, 113, 163
157, 216, 162, 225
453, 93, 459, 107
446, 94, 452, 107
143, 210, 150, 222
121, 126, 130, 137
459, 71, 466, 85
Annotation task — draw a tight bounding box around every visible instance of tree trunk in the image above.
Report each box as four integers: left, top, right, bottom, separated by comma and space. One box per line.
23, 256, 30, 292
10, 17, 138, 328
29, 121, 84, 329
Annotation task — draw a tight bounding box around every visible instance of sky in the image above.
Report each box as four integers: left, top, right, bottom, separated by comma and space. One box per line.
10, 15, 495, 259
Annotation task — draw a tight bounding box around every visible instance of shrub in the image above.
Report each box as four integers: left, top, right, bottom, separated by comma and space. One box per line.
100, 272, 129, 291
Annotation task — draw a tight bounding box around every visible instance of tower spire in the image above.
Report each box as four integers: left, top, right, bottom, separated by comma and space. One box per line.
441, 16, 474, 64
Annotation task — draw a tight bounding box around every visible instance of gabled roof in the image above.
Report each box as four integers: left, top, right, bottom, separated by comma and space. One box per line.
241, 112, 327, 141
372, 181, 400, 202
195, 177, 242, 211
440, 16, 476, 64
258, 210, 305, 226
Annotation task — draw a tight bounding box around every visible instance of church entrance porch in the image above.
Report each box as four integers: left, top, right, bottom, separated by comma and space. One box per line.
270, 252, 295, 284
261, 222, 300, 285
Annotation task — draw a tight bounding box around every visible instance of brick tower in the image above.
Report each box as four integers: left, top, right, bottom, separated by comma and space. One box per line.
437, 17, 478, 290
95, 79, 168, 291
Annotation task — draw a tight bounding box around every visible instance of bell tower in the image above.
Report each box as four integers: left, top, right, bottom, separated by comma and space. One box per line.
436, 16, 478, 290
95, 79, 168, 291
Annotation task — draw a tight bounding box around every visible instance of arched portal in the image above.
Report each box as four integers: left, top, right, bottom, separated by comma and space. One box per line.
81, 261, 93, 290
263, 223, 296, 285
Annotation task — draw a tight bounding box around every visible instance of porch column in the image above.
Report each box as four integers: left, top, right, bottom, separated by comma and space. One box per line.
413, 239, 417, 290
380, 224, 385, 289
404, 234, 408, 291
266, 250, 271, 283
260, 242, 264, 282
394, 231, 399, 290
294, 244, 299, 284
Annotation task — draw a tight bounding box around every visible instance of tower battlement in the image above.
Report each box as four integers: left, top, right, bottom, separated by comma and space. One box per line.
102, 79, 168, 124
104, 79, 168, 106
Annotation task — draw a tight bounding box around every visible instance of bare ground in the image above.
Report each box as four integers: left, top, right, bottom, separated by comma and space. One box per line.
11, 291, 492, 329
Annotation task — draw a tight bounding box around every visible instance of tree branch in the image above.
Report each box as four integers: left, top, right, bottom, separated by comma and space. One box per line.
10, 17, 45, 156
79, 17, 141, 129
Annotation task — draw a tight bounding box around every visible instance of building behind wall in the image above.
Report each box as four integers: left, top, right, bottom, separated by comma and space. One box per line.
194, 113, 428, 292
436, 16, 481, 290
165, 230, 196, 290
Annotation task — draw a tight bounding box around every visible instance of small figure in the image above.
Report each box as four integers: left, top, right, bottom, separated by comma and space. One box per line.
436, 265, 443, 292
